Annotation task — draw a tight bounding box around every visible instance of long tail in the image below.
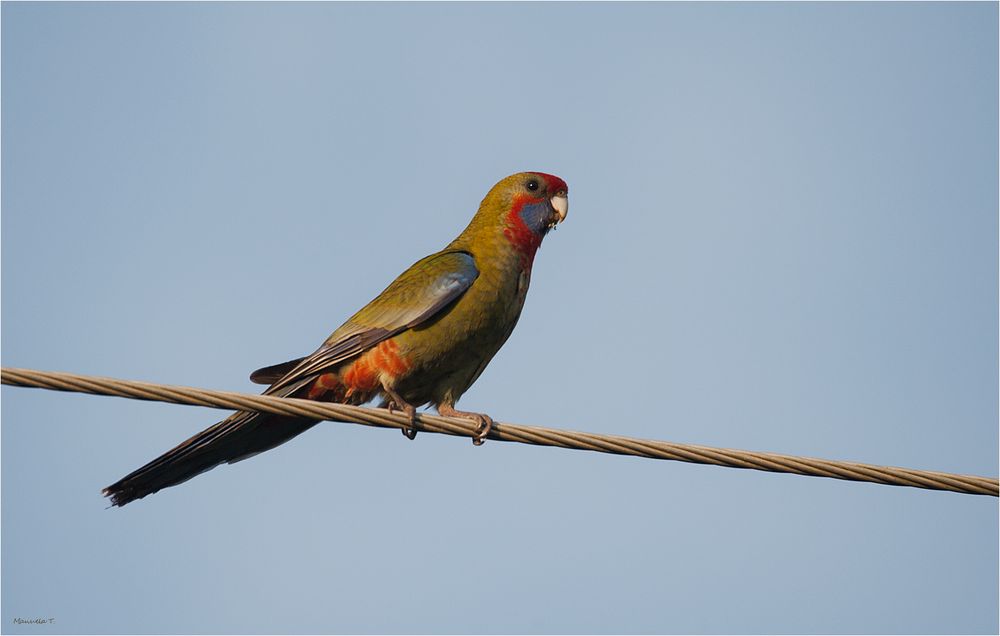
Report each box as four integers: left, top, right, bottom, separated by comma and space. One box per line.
102, 411, 318, 507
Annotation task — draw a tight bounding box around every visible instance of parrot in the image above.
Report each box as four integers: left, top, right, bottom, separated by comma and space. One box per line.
102, 171, 569, 507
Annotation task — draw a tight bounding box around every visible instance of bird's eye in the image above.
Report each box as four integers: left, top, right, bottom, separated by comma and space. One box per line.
526, 179, 539, 192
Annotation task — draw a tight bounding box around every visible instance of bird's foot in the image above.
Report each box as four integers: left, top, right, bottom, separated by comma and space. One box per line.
438, 405, 494, 446
383, 387, 418, 440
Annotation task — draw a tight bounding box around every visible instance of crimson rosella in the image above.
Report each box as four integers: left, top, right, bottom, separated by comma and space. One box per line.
103, 171, 569, 506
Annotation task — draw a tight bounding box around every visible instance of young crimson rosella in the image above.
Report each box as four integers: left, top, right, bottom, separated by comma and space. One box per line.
103, 171, 569, 506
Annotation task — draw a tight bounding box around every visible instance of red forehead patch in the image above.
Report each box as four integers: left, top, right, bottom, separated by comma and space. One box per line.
531, 172, 568, 194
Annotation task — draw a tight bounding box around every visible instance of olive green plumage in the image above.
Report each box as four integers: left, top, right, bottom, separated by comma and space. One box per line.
103, 171, 568, 506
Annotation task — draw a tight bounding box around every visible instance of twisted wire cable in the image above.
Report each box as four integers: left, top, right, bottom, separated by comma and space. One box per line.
2, 366, 996, 497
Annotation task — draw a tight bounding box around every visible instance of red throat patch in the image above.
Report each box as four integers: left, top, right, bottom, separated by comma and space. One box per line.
503, 192, 546, 261
503, 172, 567, 260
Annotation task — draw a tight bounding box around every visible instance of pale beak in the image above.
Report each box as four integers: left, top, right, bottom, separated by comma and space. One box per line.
550, 192, 569, 223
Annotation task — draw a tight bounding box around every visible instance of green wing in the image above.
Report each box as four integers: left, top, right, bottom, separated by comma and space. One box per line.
250, 250, 479, 394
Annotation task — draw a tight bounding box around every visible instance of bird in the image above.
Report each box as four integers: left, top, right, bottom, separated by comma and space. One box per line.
103, 171, 569, 506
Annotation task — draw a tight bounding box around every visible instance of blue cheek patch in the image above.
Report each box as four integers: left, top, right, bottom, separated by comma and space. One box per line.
518, 200, 552, 236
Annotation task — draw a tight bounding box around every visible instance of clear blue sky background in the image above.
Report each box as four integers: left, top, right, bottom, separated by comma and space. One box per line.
2, 2, 997, 634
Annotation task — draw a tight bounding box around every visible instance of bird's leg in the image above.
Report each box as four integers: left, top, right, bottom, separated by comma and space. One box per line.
382, 384, 419, 440
437, 404, 494, 446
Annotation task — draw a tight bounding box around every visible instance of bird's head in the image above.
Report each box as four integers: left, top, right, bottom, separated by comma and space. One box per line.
471, 171, 568, 255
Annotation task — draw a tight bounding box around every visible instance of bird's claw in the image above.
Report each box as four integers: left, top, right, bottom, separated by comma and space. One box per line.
386, 396, 418, 440
471, 413, 494, 446
438, 405, 494, 446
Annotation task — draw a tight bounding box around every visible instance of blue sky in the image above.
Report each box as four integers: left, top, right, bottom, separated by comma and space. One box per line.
2, 2, 997, 634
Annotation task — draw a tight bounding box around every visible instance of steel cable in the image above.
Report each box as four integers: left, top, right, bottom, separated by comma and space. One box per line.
2, 366, 996, 497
